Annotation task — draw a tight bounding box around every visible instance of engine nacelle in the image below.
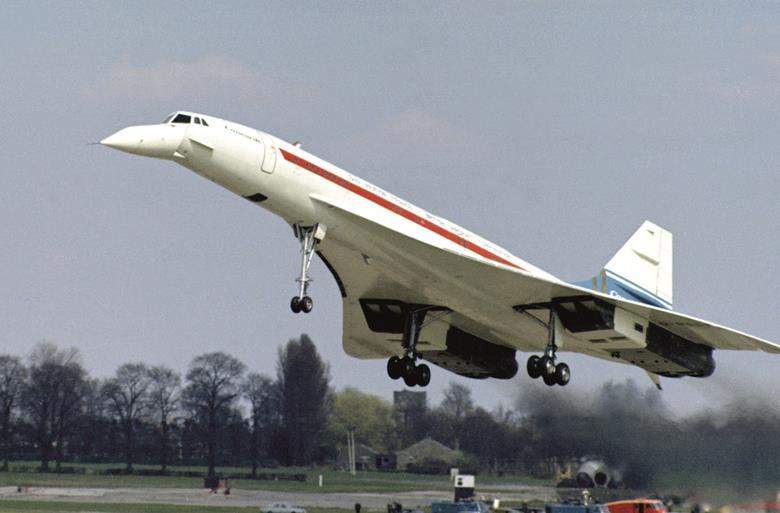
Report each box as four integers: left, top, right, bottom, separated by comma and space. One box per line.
576, 460, 613, 488
424, 326, 519, 379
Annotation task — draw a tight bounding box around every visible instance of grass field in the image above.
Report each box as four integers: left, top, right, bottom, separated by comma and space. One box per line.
0, 501, 351, 513
0, 462, 551, 493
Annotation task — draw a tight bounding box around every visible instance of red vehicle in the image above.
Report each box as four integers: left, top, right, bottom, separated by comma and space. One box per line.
606, 500, 668, 513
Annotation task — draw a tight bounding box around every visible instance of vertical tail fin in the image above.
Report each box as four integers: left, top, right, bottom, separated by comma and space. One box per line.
577, 221, 674, 309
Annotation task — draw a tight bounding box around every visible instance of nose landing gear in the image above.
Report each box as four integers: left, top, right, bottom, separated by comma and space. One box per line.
527, 310, 571, 387
290, 223, 325, 314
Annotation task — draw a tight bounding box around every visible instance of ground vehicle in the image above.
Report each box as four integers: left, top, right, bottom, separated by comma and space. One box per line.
260, 503, 306, 513
606, 500, 667, 513
431, 501, 490, 513
546, 503, 610, 513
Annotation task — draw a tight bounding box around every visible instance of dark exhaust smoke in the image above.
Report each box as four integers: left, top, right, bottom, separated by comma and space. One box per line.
514, 378, 780, 501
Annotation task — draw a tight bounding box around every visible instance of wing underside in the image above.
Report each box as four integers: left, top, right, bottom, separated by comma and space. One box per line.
310, 193, 779, 381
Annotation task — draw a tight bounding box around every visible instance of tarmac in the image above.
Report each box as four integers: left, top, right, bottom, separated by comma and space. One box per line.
0, 484, 558, 509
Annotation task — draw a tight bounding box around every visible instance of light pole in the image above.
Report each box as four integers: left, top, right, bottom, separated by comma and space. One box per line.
346, 425, 356, 475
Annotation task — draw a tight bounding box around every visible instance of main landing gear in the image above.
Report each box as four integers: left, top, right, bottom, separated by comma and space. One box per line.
387, 355, 430, 388
527, 310, 571, 387
290, 223, 326, 314
386, 308, 431, 387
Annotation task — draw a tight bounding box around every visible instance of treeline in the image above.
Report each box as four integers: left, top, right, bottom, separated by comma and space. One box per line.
2, 336, 779, 493
0, 335, 532, 475
0, 335, 540, 477
0, 335, 330, 477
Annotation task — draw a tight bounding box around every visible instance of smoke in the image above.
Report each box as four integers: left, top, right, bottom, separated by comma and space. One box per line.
514, 379, 780, 501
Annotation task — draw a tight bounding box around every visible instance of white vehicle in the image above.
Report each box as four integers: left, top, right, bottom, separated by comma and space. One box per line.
260, 503, 306, 513
101, 112, 779, 389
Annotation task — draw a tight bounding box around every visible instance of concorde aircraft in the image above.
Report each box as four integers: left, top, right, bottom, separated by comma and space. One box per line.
101, 111, 779, 389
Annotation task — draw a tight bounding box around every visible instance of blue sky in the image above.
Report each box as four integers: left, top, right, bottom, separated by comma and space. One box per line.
1, 2, 778, 415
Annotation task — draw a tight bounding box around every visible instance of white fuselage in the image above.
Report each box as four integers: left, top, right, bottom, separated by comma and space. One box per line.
102, 113, 559, 316
100, 112, 780, 385
205, 118, 550, 266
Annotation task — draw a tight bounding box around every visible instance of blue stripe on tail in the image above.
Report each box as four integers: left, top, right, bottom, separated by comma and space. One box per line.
572, 270, 673, 310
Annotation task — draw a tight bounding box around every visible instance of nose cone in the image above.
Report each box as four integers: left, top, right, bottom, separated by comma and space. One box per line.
101, 127, 142, 154
101, 124, 184, 159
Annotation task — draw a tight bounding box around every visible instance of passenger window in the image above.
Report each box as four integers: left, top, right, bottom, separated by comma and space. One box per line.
172, 114, 191, 124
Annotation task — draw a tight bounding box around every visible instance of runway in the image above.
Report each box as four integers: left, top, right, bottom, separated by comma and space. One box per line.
0, 484, 558, 509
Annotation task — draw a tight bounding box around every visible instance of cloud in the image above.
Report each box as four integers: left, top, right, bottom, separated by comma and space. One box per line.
348, 109, 469, 151
83, 55, 316, 106
683, 66, 780, 106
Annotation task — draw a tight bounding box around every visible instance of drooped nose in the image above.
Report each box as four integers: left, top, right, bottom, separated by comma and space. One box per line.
101, 126, 143, 154
101, 124, 184, 159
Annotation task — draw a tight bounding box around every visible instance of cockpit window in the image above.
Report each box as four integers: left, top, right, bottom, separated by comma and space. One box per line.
172, 113, 191, 124
201, 118, 209, 126
194, 117, 201, 125
162, 113, 175, 123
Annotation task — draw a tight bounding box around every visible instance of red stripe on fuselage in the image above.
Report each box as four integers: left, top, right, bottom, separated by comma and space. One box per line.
279, 148, 524, 271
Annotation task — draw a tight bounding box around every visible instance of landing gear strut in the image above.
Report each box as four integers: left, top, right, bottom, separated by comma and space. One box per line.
290, 223, 325, 314
527, 309, 571, 387
386, 308, 431, 387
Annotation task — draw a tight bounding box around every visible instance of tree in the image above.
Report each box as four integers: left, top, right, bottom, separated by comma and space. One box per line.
76, 379, 115, 463
242, 372, 279, 476
329, 388, 395, 452
102, 363, 151, 472
458, 407, 507, 472
147, 365, 181, 472
22, 342, 86, 471
393, 390, 429, 448
183, 352, 245, 477
0, 355, 26, 469
277, 334, 331, 465
441, 382, 474, 421
439, 382, 474, 449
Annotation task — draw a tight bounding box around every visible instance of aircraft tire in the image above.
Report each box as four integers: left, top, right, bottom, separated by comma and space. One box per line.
542, 356, 556, 376
403, 368, 418, 387
290, 296, 301, 313
387, 357, 402, 380
555, 362, 570, 386
300, 296, 313, 313
542, 372, 557, 386
527, 355, 542, 379
415, 364, 431, 387
401, 357, 415, 378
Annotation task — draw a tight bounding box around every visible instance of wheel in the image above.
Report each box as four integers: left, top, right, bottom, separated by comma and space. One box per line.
542, 356, 556, 376
300, 296, 313, 313
542, 371, 557, 386
527, 355, 542, 379
555, 362, 570, 386
387, 356, 402, 380
415, 364, 431, 387
290, 296, 301, 313
401, 357, 416, 378
403, 367, 418, 387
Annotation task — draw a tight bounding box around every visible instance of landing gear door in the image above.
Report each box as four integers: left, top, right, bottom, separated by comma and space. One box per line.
260, 133, 276, 174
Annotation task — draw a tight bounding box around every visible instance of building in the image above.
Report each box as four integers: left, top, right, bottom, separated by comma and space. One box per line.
337, 443, 378, 471
395, 437, 462, 472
